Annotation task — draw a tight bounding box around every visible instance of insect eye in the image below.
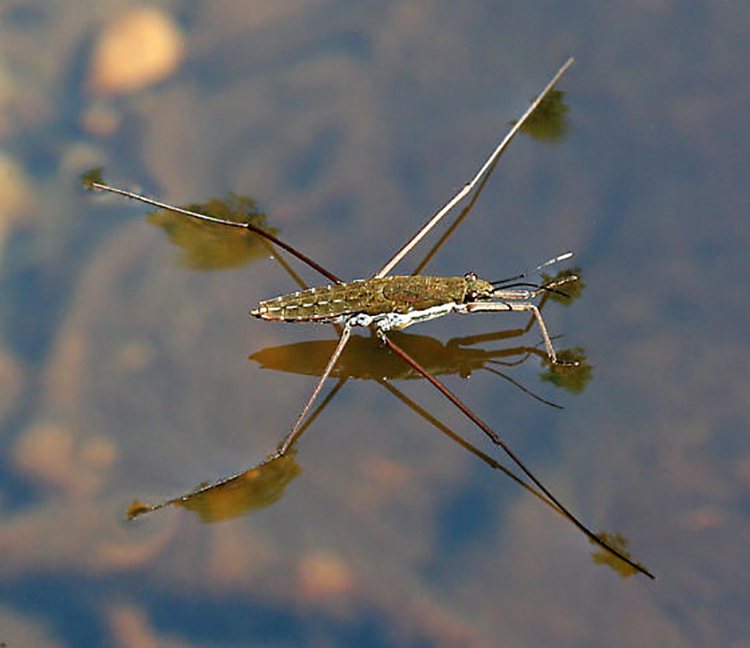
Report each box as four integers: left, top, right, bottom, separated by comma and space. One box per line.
464, 271, 478, 282
466, 289, 479, 301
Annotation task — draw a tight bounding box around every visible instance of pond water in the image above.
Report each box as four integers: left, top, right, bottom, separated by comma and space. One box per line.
1, 1, 749, 646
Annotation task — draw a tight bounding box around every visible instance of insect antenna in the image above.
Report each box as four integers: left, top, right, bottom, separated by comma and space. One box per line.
83, 176, 342, 285
491, 251, 574, 287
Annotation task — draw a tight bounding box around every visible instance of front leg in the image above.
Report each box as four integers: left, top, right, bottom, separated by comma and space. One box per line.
460, 300, 577, 366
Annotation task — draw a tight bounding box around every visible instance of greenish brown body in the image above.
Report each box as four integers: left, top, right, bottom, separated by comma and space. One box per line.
251, 275, 488, 322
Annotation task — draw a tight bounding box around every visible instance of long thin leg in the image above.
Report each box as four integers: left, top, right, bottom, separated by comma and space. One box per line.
462, 300, 563, 364
377, 378, 563, 513
273, 321, 355, 457
409, 127, 513, 277
379, 331, 654, 579
376, 57, 574, 279
86, 178, 357, 479
84, 179, 343, 285
128, 377, 348, 520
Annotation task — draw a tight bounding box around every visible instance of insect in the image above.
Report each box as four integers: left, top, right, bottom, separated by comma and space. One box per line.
84, 57, 654, 579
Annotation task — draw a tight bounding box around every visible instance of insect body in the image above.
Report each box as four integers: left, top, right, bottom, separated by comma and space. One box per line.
252, 273, 494, 328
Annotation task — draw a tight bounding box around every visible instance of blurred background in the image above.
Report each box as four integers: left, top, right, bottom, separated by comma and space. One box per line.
0, 1, 749, 646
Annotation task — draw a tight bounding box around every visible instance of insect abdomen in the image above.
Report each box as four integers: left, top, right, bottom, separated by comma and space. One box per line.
252, 281, 371, 321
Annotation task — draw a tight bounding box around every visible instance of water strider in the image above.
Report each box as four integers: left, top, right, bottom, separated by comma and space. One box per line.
84, 57, 655, 579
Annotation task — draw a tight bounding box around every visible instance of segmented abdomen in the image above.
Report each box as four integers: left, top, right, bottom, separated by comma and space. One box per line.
251, 276, 467, 322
